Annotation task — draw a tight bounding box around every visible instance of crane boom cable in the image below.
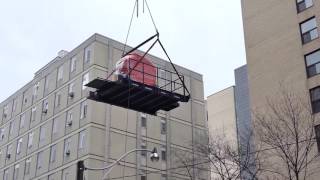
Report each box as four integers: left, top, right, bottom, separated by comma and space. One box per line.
122, 0, 137, 57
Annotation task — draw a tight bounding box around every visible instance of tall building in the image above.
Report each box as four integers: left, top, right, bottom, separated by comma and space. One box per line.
207, 86, 237, 146
207, 65, 255, 179
241, 0, 320, 179
0, 33, 208, 180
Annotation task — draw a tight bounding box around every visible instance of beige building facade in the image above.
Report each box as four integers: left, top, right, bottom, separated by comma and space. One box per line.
207, 86, 237, 146
0, 34, 208, 180
242, 0, 320, 179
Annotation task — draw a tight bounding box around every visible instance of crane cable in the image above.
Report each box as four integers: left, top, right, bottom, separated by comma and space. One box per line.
122, 0, 158, 57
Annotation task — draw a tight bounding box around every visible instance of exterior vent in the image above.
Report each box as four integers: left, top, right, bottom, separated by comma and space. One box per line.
67, 121, 72, 127
65, 150, 71, 156
69, 92, 74, 98
58, 50, 69, 58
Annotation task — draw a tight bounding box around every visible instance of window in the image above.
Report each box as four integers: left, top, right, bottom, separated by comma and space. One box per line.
25, 158, 31, 175
55, 92, 61, 107
3, 104, 8, 118
64, 138, 71, 157
37, 151, 43, 169
16, 138, 23, 154
80, 101, 88, 119
300, 17, 318, 44
161, 145, 166, 161
28, 132, 34, 148
140, 170, 147, 180
20, 113, 25, 129
44, 76, 49, 92
160, 118, 166, 135
315, 124, 320, 153
52, 119, 58, 136
33, 82, 40, 100
23, 94, 28, 105
82, 73, 89, 90
306, 49, 320, 77
13, 164, 19, 180
31, 107, 37, 121
39, 126, 46, 143
7, 144, 12, 159
0, 127, 5, 140
84, 47, 91, 63
297, 0, 313, 13
42, 99, 48, 114
310, 87, 320, 113
79, 131, 86, 149
50, 144, 57, 163
161, 174, 167, 180
12, 99, 17, 113
9, 121, 14, 137
67, 111, 73, 127
71, 56, 77, 72
141, 114, 147, 128
4, 168, 9, 180
141, 140, 147, 156
57, 65, 64, 82
63, 172, 69, 180
68, 82, 75, 98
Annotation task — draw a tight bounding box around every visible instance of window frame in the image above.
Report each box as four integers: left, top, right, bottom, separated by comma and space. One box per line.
299, 16, 319, 44
50, 144, 57, 163
20, 113, 26, 129
57, 65, 64, 82
37, 151, 44, 169
39, 125, 46, 143
79, 130, 86, 150
27, 132, 34, 149
24, 158, 31, 175
296, 0, 313, 13
16, 138, 23, 155
70, 56, 77, 72
31, 106, 37, 122
80, 101, 88, 119
82, 73, 89, 90
13, 164, 19, 180
305, 48, 320, 78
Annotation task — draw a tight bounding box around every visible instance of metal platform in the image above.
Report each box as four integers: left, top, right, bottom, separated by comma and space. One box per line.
86, 78, 190, 115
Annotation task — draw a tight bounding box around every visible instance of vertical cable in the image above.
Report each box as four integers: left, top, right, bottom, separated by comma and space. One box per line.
122, 0, 137, 57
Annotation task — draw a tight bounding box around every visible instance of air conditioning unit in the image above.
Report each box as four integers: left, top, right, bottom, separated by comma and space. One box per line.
69, 92, 74, 98
67, 121, 72, 127
3, 114, 7, 118
6, 154, 11, 159
65, 150, 71, 156
42, 109, 48, 114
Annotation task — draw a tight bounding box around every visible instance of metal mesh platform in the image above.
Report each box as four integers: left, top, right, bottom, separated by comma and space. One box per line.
86, 78, 190, 115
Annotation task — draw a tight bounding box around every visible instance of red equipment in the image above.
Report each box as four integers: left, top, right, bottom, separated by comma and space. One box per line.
115, 53, 157, 86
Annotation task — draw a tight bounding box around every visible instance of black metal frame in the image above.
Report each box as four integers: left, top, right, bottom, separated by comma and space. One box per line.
86, 33, 190, 115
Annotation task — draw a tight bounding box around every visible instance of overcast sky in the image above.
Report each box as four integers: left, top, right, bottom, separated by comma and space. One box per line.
0, 0, 246, 102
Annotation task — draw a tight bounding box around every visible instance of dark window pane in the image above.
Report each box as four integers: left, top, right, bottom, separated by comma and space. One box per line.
141, 117, 146, 127
312, 101, 320, 113
161, 150, 166, 161
297, 1, 306, 12
307, 65, 317, 77
300, 18, 318, 44
314, 125, 320, 153
302, 32, 312, 44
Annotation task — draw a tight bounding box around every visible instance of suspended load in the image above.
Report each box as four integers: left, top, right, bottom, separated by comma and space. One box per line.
84, 0, 190, 115
115, 53, 157, 86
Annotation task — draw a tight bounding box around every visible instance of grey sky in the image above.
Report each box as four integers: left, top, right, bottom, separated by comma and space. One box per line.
0, 0, 246, 102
